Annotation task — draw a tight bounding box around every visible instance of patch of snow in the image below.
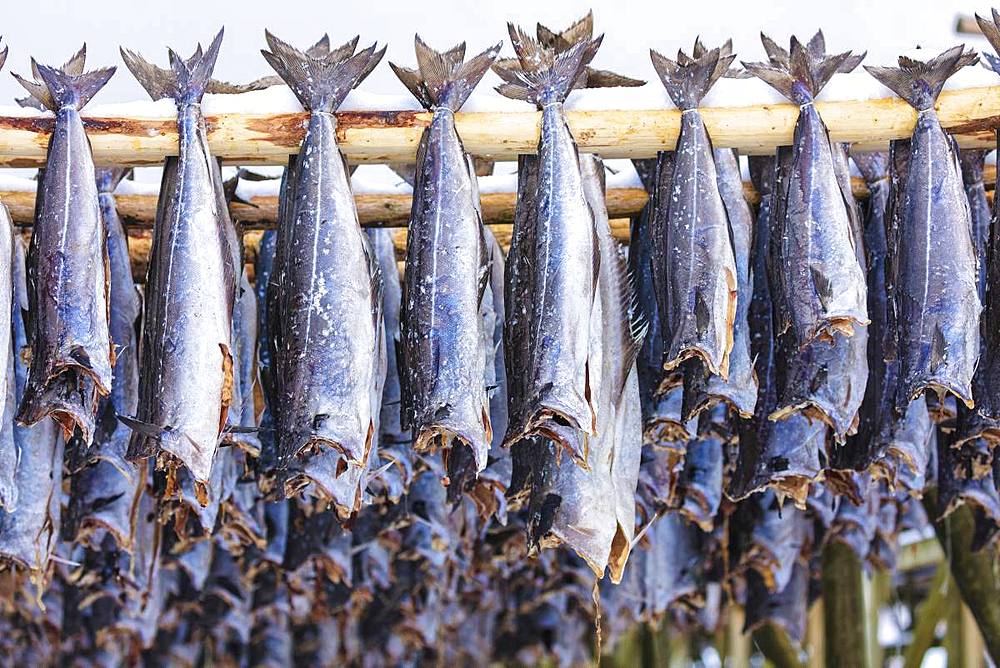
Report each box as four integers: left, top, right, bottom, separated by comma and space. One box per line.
351, 164, 413, 194
0, 174, 37, 191
477, 173, 517, 194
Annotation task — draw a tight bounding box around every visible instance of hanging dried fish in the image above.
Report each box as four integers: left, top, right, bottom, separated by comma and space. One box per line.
493, 25, 603, 462
865, 46, 981, 409
631, 153, 688, 443
0, 236, 64, 577
259, 32, 387, 497
64, 168, 143, 551
516, 155, 643, 582
743, 32, 868, 346
119, 31, 245, 483
13, 45, 115, 442
962, 13, 1000, 444
683, 147, 758, 420
390, 37, 499, 477
649, 40, 738, 384
771, 143, 869, 441
731, 151, 827, 506
0, 204, 17, 511
832, 151, 893, 472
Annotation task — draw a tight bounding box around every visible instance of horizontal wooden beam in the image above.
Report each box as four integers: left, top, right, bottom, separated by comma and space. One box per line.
1, 85, 998, 166
12, 164, 947, 231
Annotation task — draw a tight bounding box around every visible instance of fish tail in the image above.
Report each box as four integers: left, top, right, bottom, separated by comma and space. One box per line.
743, 33, 861, 104
261, 31, 384, 113
12, 46, 114, 112
389, 36, 501, 112
492, 23, 602, 106
977, 10, 1000, 75
120, 29, 226, 104
864, 46, 976, 111
649, 42, 734, 110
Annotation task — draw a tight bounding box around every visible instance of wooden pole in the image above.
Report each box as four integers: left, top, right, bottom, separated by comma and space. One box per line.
1, 85, 1000, 166
822, 541, 871, 668
806, 601, 825, 668
922, 489, 1000, 663
725, 606, 751, 668
751, 622, 805, 668
902, 565, 949, 668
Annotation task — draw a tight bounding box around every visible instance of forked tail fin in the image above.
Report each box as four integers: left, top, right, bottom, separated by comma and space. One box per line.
389, 36, 501, 112
742, 32, 861, 105
864, 45, 976, 111
261, 31, 385, 113
491, 22, 602, 107
12, 43, 114, 112
650, 38, 736, 110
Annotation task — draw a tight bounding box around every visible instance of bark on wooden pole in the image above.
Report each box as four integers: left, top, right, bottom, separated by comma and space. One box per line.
0, 85, 999, 166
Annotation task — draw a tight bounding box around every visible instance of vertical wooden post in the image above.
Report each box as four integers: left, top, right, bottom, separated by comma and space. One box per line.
822, 541, 871, 667
752, 622, 805, 667
923, 489, 1000, 662
902, 565, 949, 668
725, 606, 751, 668
806, 601, 825, 668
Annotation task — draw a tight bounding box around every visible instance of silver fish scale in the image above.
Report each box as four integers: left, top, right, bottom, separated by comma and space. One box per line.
523, 102, 598, 446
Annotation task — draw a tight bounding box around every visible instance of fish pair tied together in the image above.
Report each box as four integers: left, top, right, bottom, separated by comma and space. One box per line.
0, 8, 998, 664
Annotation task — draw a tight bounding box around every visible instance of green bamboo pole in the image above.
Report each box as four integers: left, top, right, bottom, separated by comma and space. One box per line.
725, 606, 751, 668
822, 540, 871, 668
752, 622, 805, 668
923, 489, 1000, 662
902, 565, 949, 668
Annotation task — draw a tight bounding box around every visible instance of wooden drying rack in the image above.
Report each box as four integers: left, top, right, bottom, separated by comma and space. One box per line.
3, 84, 999, 273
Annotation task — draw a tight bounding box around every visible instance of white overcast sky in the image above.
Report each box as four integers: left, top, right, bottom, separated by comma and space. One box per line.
0, 0, 993, 104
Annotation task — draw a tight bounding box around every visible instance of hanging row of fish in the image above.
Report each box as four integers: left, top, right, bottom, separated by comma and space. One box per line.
0, 8, 998, 664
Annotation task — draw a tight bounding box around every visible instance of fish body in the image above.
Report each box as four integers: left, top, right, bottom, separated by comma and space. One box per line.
65, 169, 144, 549
683, 147, 758, 419
260, 34, 387, 492
521, 155, 643, 582
0, 252, 65, 572
743, 35, 868, 346
392, 39, 499, 471
14, 55, 116, 441
0, 211, 17, 509
630, 154, 687, 442
493, 29, 604, 461
866, 47, 981, 408
649, 44, 738, 381
122, 33, 241, 483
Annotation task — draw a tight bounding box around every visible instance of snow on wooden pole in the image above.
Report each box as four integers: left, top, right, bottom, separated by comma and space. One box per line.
0, 85, 998, 166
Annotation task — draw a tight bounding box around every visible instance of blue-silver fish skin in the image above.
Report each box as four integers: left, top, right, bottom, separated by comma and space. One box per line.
492, 28, 604, 463
14, 53, 116, 442
392, 38, 500, 472
260, 33, 387, 496
649, 44, 739, 382
121, 32, 241, 483
743, 35, 869, 347
865, 47, 981, 409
